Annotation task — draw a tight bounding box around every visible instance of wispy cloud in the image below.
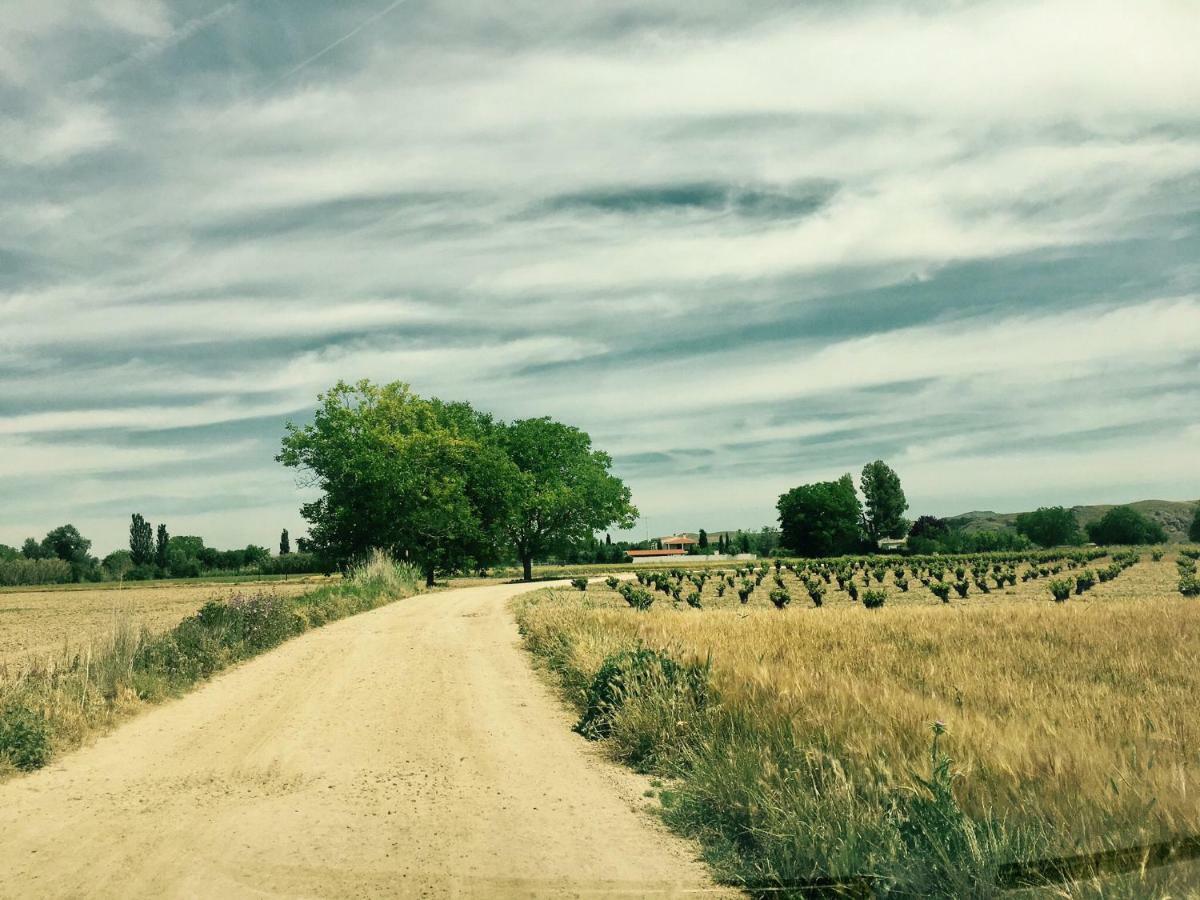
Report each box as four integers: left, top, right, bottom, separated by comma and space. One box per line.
1, 0, 1197, 551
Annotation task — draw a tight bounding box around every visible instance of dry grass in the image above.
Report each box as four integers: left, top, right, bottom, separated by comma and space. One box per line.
516, 551, 1200, 895
0, 579, 322, 675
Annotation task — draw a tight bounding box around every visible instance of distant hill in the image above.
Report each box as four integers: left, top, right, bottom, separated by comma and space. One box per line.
947, 499, 1199, 543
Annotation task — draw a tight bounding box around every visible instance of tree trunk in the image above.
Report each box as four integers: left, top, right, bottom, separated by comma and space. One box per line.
522, 555, 533, 582
425, 566, 436, 588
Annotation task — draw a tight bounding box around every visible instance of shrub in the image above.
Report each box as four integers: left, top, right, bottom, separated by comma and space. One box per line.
1151, 549, 1165, 562
685, 591, 702, 610
769, 588, 791, 609
574, 648, 708, 743
895, 576, 909, 592
605, 576, 620, 590
1074, 569, 1096, 594
571, 577, 588, 591
930, 582, 952, 603
862, 588, 887, 609
0, 705, 51, 771
1048, 578, 1074, 602
953, 580, 970, 599
1180, 574, 1200, 597
805, 578, 825, 606
847, 581, 859, 602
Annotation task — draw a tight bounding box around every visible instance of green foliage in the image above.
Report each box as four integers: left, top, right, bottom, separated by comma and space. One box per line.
39, 524, 92, 565
0, 705, 51, 771
500, 417, 637, 580
1190, 507, 1200, 543
574, 648, 708, 743
0, 557, 73, 586
1015, 506, 1082, 548
571, 577, 589, 591
1074, 569, 1096, 594
777, 474, 863, 557
129, 513, 153, 566
1048, 578, 1074, 602
155, 523, 170, 571
279, 529, 291, 555
279, 380, 519, 585
768, 587, 791, 609
930, 581, 951, 603
605, 575, 620, 590
0, 544, 19, 562
860, 460, 909, 544
862, 588, 887, 609
1085, 506, 1167, 545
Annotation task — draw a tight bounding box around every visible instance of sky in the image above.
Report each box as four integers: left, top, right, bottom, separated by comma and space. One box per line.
2, 0, 1199, 555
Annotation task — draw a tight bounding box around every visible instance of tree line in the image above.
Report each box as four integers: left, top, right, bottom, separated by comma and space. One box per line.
777, 461, 1192, 556
0, 520, 316, 586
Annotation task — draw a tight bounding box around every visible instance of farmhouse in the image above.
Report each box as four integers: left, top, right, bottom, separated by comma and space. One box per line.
625, 535, 698, 562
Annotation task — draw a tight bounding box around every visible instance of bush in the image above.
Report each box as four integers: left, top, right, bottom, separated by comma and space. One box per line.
862, 588, 887, 609
571, 577, 588, 591
1180, 574, 1200, 597
953, 580, 970, 598
574, 648, 708, 743
0, 705, 51, 771
930, 582, 951, 603
0, 557, 73, 587
769, 587, 791, 609
685, 591, 702, 609
617, 584, 654, 610
1048, 578, 1074, 602
1074, 569, 1096, 594
805, 578, 825, 606
605, 576, 620, 590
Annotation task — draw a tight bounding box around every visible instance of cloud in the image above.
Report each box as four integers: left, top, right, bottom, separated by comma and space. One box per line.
1, 0, 1198, 552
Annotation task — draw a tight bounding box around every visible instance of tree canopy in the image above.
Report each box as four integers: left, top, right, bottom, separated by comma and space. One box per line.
1015, 506, 1082, 548
1085, 506, 1167, 545
280, 381, 635, 584
1189, 506, 1200, 543
777, 474, 863, 557
860, 460, 909, 544
279, 380, 518, 585
499, 417, 637, 581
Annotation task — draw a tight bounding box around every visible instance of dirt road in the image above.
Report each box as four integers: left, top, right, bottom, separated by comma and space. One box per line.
0, 581, 728, 898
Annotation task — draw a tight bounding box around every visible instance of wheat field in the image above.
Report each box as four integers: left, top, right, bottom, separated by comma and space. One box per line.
516, 551, 1200, 895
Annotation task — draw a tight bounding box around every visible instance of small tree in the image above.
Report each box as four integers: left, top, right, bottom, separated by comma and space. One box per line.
155, 523, 170, 571
698, 529, 708, 550
280, 529, 291, 556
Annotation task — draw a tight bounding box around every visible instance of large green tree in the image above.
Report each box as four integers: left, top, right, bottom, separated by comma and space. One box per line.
499, 417, 637, 581
279, 380, 517, 586
859, 460, 908, 544
39, 525, 92, 563
778, 474, 863, 557
1189, 506, 1200, 543
1015, 506, 1082, 548
1086, 506, 1167, 545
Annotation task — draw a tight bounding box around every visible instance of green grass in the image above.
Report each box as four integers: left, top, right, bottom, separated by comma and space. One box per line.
0, 552, 415, 778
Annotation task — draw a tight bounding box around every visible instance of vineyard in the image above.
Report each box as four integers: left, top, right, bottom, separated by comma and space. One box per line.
516, 547, 1200, 895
